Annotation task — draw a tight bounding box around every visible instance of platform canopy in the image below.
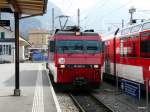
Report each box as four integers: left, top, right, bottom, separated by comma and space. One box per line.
0, 0, 48, 17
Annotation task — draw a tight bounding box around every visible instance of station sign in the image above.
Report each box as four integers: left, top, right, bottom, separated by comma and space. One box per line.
0, 20, 10, 26
121, 79, 141, 100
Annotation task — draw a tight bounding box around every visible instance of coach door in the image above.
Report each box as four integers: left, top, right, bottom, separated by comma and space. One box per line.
104, 41, 111, 74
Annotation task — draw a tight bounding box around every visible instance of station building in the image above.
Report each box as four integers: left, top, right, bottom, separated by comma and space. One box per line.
0, 26, 31, 63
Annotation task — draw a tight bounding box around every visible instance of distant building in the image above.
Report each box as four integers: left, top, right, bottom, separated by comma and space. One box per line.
28, 29, 49, 50
0, 26, 31, 63
28, 29, 49, 61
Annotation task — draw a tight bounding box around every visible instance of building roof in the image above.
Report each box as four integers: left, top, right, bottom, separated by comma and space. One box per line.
0, 26, 31, 46
0, 0, 48, 16
19, 36, 31, 46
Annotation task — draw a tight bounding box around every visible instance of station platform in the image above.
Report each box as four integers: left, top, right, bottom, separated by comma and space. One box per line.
93, 82, 150, 112
0, 63, 61, 112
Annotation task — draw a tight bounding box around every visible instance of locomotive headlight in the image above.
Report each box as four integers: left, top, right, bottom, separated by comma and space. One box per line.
94, 65, 99, 68
60, 64, 65, 68
58, 58, 65, 64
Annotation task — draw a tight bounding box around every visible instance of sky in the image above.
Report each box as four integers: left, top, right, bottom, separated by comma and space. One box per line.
49, 0, 150, 34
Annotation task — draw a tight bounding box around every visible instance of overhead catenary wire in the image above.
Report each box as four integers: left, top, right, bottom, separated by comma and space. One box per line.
88, 0, 133, 26
63, 0, 73, 14
85, 0, 133, 33
71, 0, 111, 25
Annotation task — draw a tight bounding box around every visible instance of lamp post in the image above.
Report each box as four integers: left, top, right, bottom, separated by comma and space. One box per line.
129, 7, 136, 25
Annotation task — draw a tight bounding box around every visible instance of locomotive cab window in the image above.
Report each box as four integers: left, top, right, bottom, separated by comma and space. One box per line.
49, 41, 55, 52
56, 40, 84, 54
56, 40, 101, 54
85, 41, 101, 54
140, 33, 150, 58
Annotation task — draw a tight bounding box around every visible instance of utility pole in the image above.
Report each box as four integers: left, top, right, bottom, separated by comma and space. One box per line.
129, 7, 136, 25
77, 8, 80, 28
122, 19, 124, 28
52, 8, 54, 34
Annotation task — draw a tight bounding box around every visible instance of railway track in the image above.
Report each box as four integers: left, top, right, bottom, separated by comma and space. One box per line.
69, 92, 113, 112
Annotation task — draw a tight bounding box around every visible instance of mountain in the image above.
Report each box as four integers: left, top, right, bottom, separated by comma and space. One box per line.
1, 13, 42, 38
1, 1, 68, 39
36, 1, 74, 30
20, 1, 74, 38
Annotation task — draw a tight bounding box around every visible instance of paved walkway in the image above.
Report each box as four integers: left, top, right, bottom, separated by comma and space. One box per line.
0, 63, 60, 112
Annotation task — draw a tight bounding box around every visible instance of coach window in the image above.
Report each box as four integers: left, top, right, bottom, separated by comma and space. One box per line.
121, 28, 130, 35
120, 39, 124, 57
127, 38, 137, 57
142, 22, 150, 31
140, 40, 150, 58
140, 32, 150, 58
120, 38, 128, 57
131, 25, 141, 33
121, 30, 125, 35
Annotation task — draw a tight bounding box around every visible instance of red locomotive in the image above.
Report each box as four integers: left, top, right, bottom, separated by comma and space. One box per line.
103, 21, 150, 91
47, 27, 104, 89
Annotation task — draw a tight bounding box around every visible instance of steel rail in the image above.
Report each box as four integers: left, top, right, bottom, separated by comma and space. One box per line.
69, 93, 113, 112
69, 93, 86, 112
90, 93, 114, 112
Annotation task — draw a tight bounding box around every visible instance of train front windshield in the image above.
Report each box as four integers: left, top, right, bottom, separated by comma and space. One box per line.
56, 40, 101, 54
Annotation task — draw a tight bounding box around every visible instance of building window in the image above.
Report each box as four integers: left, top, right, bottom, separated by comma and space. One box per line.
3, 45, 5, 55
0, 45, 2, 55
127, 38, 137, 57
9, 45, 11, 55
0, 32, 5, 39
6, 45, 9, 55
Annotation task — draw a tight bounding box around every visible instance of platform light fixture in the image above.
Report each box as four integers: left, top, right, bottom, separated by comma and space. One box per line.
94, 65, 99, 68
75, 32, 80, 36
60, 64, 65, 68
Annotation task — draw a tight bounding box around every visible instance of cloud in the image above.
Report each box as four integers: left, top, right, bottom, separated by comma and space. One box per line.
121, 0, 150, 9
49, 0, 100, 16
49, 0, 150, 33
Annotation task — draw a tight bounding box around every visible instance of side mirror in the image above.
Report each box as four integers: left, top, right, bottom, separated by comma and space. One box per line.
49, 41, 55, 52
